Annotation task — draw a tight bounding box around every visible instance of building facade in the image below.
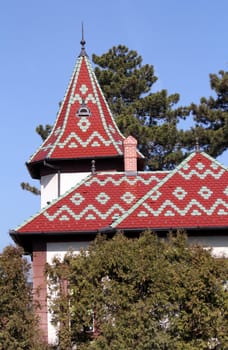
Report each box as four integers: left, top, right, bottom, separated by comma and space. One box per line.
10, 39, 228, 344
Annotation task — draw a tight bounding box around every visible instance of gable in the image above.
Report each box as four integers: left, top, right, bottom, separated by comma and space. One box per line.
113, 152, 228, 230
12, 152, 228, 244
15, 172, 167, 234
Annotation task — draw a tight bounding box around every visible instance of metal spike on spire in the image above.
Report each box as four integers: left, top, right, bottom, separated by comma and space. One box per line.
195, 136, 200, 152
91, 159, 96, 175
79, 22, 88, 57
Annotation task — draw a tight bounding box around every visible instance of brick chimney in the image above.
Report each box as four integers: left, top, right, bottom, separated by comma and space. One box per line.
123, 136, 137, 175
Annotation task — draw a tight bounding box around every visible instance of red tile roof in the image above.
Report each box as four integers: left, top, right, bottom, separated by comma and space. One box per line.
114, 152, 228, 230
14, 152, 228, 236
28, 53, 143, 165
16, 172, 167, 233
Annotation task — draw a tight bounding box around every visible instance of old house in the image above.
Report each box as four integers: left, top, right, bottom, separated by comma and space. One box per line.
10, 38, 228, 344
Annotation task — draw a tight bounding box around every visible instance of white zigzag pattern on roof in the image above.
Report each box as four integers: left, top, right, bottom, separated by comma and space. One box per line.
85, 175, 163, 187
70, 94, 82, 104
178, 168, 225, 180
86, 58, 124, 155
40, 143, 53, 151
142, 198, 228, 217
57, 131, 112, 148
54, 127, 62, 136
70, 93, 96, 105
43, 203, 126, 221
47, 58, 82, 158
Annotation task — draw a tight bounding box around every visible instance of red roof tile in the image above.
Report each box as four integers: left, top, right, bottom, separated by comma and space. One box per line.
17, 172, 167, 234
28, 54, 142, 165
14, 153, 228, 237
113, 152, 228, 230
14, 153, 228, 236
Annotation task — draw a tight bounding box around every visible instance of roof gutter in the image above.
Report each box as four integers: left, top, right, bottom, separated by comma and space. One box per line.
114, 226, 228, 234
9, 227, 116, 240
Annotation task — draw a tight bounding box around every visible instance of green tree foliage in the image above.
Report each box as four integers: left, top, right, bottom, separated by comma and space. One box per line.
93, 45, 188, 170
184, 70, 228, 156
20, 124, 52, 195
0, 246, 48, 350
21, 182, 41, 195
24, 47, 227, 195
36, 124, 53, 141
46, 232, 228, 349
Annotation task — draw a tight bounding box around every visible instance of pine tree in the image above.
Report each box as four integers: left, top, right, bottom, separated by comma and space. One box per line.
93, 45, 188, 170
20, 124, 52, 195
22, 47, 227, 194
184, 70, 228, 156
36, 124, 53, 141
0, 246, 48, 349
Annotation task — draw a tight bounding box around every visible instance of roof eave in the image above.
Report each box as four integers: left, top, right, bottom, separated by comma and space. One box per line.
116, 225, 228, 234
10, 226, 116, 253
9, 229, 98, 254
26, 155, 126, 179
10, 224, 228, 243
27, 154, 145, 179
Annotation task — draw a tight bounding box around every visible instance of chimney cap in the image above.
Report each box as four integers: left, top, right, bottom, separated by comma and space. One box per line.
124, 135, 138, 175
124, 135, 137, 145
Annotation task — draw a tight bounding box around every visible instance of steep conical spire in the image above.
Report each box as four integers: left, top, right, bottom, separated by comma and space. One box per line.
26, 34, 144, 179
79, 22, 88, 57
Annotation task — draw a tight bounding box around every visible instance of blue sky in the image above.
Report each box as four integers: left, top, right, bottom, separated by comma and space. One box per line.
0, 0, 227, 251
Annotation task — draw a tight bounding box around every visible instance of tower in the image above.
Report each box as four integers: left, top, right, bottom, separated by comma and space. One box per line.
26, 37, 144, 208
10, 35, 228, 345
11, 37, 144, 343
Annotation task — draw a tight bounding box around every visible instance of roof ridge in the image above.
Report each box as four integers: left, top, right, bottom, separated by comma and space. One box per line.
200, 151, 228, 170
28, 48, 142, 177
27, 56, 83, 163
85, 57, 124, 155
111, 169, 172, 228
48, 56, 84, 158
111, 151, 227, 228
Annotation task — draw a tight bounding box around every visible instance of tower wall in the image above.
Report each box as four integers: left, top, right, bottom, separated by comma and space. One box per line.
41, 172, 90, 208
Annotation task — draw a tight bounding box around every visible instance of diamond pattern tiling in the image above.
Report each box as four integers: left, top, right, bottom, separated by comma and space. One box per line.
15, 153, 228, 235
114, 152, 228, 230
17, 172, 166, 233
198, 186, 213, 199
28, 55, 131, 164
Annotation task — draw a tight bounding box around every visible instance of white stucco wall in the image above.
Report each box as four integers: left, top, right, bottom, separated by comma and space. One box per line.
45, 236, 228, 344
46, 241, 90, 265
46, 241, 90, 345
188, 235, 228, 258
41, 172, 90, 208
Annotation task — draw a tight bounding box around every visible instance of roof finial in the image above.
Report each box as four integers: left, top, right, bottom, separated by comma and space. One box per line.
195, 136, 200, 152
80, 22, 88, 57
91, 159, 96, 175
